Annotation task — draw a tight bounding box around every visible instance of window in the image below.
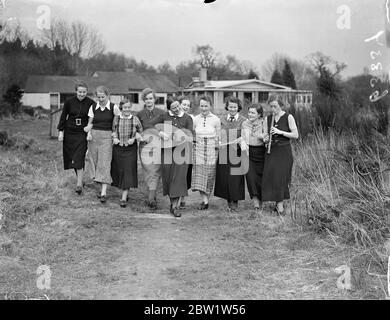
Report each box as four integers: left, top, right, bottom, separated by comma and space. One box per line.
128, 93, 139, 104
244, 92, 252, 103
258, 92, 269, 103
307, 95, 311, 104
296, 95, 301, 103
303, 95, 306, 104
156, 96, 165, 105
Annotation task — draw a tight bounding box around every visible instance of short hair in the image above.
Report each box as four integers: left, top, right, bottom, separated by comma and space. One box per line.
268, 94, 285, 107
75, 81, 88, 91
119, 98, 132, 110
248, 103, 263, 117
178, 95, 191, 106
225, 96, 242, 112
166, 96, 179, 110
141, 88, 157, 101
198, 94, 213, 106
95, 86, 109, 96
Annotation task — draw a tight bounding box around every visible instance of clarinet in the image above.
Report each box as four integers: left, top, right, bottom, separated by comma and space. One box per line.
267, 114, 275, 154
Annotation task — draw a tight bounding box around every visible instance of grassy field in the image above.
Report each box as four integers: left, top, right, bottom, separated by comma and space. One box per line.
0, 118, 387, 300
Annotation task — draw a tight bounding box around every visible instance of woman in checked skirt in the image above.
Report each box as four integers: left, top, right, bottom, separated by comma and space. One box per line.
111, 99, 143, 208
191, 95, 221, 210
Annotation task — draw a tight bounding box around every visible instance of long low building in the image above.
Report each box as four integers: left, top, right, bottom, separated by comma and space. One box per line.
22, 70, 179, 112
183, 69, 312, 114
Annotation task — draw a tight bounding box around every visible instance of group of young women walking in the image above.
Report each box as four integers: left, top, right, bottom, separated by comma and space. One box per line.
57, 81, 299, 218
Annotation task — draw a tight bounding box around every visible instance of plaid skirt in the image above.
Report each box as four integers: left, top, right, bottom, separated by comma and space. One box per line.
191, 137, 218, 195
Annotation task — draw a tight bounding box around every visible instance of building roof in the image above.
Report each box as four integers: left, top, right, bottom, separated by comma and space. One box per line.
24, 71, 179, 94
184, 79, 295, 91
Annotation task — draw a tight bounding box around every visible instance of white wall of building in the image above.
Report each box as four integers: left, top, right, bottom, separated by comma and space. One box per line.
22, 93, 51, 109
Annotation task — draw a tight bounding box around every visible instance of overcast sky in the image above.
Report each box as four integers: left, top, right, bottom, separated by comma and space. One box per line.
2, 0, 389, 78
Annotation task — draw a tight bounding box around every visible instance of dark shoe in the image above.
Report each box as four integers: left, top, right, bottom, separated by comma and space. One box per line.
120, 200, 127, 208
228, 201, 238, 211
75, 186, 82, 195
100, 195, 107, 203
148, 200, 157, 210
197, 202, 209, 210
170, 205, 181, 218
179, 201, 186, 209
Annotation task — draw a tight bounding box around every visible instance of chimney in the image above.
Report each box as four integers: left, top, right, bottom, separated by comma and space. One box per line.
192, 77, 201, 87
199, 68, 207, 83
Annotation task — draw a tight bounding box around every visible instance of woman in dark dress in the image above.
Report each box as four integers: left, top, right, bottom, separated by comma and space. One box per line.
262, 95, 299, 215
151, 97, 194, 217
57, 81, 95, 195
241, 103, 267, 212
214, 96, 247, 211
111, 99, 143, 208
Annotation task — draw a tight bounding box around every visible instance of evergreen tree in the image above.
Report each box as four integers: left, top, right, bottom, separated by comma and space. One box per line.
247, 69, 259, 79
3, 84, 23, 115
270, 69, 284, 85
282, 59, 297, 89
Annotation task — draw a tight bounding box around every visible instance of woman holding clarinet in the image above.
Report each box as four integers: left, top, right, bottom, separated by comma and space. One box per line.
261, 95, 299, 216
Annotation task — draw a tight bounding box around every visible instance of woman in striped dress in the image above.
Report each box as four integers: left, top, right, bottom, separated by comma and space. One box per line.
111, 99, 143, 208
85, 86, 120, 203
191, 95, 221, 210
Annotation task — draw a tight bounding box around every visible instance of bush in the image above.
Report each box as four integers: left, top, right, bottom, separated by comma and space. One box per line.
294, 128, 390, 248
0, 101, 12, 119
2, 84, 23, 115
0, 131, 36, 150
21, 105, 35, 117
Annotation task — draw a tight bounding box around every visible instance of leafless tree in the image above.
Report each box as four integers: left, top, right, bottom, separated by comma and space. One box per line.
41, 19, 105, 73
0, 19, 30, 44
262, 52, 317, 90
192, 44, 219, 69
306, 51, 347, 79
261, 52, 289, 81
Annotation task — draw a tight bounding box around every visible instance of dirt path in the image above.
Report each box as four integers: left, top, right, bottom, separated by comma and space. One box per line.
1, 119, 369, 300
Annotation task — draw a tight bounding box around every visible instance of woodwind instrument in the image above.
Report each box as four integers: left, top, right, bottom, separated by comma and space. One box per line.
267, 113, 275, 154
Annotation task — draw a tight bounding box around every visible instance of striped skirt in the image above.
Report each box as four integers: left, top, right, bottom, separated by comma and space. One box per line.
191, 137, 218, 195
88, 129, 113, 184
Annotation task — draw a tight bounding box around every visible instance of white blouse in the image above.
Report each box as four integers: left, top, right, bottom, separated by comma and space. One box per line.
193, 113, 221, 138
